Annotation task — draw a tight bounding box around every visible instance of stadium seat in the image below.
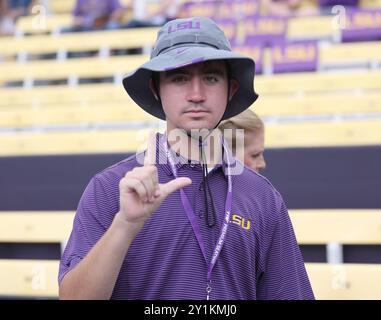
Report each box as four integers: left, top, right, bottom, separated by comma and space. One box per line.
320, 41, 381, 68
1, 210, 380, 298
1, 83, 381, 112
1, 60, 380, 93
265, 120, 381, 147
48, 0, 76, 14
0, 128, 159, 156
287, 16, 336, 41
289, 209, 381, 244
256, 70, 381, 94
0, 103, 158, 128
290, 209, 381, 299
360, 0, 381, 8
0, 211, 73, 298
0, 211, 74, 243
305, 263, 381, 300
16, 14, 73, 35
0, 28, 158, 58
16, 1, 160, 35
3, 19, 379, 73
2, 259, 380, 299
254, 92, 381, 117
0, 259, 60, 298
0, 120, 380, 156
1, 93, 381, 128
0, 84, 125, 107
0, 55, 148, 84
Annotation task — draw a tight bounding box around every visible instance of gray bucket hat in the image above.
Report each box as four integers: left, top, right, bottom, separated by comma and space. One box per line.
122, 16, 258, 121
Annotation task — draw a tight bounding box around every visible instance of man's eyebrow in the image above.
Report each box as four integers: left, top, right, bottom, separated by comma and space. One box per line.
202, 68, 226, 76
162, 68, 189, 78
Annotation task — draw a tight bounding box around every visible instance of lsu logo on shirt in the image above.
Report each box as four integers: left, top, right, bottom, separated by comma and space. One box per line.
230, 214, 251, 231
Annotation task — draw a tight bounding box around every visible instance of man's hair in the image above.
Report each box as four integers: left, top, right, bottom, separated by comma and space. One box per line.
151, 71, 161, 99
218, 109, 264, 152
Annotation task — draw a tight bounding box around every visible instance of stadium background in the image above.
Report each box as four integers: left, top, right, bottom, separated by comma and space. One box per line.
0, 0, 381, 299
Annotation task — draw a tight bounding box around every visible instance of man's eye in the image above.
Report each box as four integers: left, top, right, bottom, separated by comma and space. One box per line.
171, 75, 187, 83
251, 153, 260, 159
204, 75, 218, 83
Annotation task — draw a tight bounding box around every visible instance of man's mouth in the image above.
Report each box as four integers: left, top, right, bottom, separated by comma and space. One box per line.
185, 109, 208, 114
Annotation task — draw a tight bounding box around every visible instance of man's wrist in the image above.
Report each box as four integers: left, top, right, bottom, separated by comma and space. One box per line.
113, 212, 144, 238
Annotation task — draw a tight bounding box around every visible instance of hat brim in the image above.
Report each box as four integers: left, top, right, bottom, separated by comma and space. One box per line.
123, 46, 258, 121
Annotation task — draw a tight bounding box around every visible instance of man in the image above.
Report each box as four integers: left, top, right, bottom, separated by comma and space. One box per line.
59, 17, 314, 300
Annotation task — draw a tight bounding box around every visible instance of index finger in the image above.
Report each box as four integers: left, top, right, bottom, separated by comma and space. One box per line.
144, 130, 157, 166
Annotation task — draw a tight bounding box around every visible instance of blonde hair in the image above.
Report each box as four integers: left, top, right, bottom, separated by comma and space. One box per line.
218, 109, 264, 152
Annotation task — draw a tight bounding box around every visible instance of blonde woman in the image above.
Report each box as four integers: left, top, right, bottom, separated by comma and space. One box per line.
219, 109, 266, 173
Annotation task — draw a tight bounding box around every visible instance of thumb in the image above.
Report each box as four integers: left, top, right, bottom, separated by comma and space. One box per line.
162, 177, 192, 196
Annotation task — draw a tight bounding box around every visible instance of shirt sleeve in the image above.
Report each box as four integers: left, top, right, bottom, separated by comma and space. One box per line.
58, 175, 118, 284
257, 192, 315, 300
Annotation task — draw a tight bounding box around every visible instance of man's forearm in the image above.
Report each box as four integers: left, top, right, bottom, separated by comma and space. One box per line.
59, 213, 141, 300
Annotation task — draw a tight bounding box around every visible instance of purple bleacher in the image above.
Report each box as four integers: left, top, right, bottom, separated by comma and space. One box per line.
212, 0, 260, 19
233, 40, 264, 74
341, 9, 381, 42
319, 0, 359, 7
179, 2, 286, 46
213, 18, 237, 42
180, 0, 260, 20
215, 16, 287, 47
241, 16, 288, 47
271, 40, 318, 73
180, 0, 220, 18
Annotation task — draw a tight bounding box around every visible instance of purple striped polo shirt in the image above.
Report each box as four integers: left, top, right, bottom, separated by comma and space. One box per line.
59, 133, 314, 300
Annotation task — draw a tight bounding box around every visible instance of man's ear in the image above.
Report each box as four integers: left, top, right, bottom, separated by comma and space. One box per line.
149, 78, 159, 100
229, 79, 239, 101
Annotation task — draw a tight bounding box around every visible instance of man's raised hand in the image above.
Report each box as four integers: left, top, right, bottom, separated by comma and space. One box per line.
118, 132, 192, 229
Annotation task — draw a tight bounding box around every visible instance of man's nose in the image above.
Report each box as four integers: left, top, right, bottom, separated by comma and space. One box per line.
187, 77, 206, 103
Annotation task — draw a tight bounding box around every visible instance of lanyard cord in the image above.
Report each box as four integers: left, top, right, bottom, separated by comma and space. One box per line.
199, 136, 217, 228
164, 134, 233, 300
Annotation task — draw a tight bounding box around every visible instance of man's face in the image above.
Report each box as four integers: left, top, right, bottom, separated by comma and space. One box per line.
241, 130, 266, 173
156, 60, 238, 133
